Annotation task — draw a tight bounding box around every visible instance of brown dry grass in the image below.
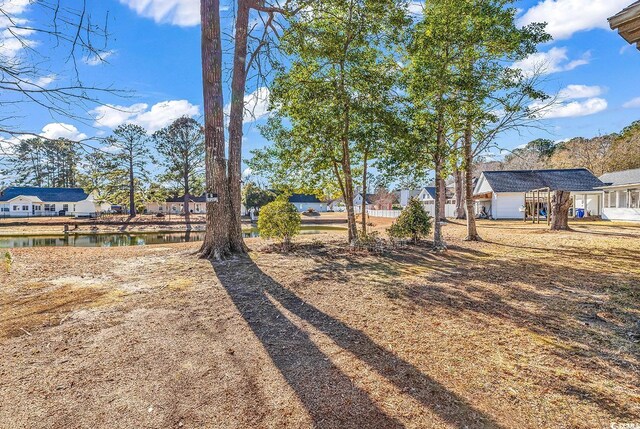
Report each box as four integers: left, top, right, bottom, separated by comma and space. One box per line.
0, 220, 638, 428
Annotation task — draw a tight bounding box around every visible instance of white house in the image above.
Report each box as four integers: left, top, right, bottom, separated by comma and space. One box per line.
353, 193, 375, 212
399, 188, 422, 207
328, 198, 345, 212
288, 194, 327, 212
473, 169, 604, 219
599, 168, 640, 221
165, 194, 208, 215
0, 187, 109, 218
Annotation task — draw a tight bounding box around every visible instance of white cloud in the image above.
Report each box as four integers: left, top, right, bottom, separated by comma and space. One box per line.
534, 98, 608, 119
119, 0, 200, 26
531, 84, 608, 119
557, 84, 603, 100
134, 100, 200, 131
91, 100, 200, 132
91, 103, 149, 128
40, 123, 88, 141
623, 97, 640, 109
225, 87, 271, 123
518, 0, 630, 40
512, 47, 590, 76
0, 0, 36, 58
83, 50, 116, 66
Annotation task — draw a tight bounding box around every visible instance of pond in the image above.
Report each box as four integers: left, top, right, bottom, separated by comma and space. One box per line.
0, 226, 347, 248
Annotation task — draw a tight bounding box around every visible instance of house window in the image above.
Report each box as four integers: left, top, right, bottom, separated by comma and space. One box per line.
22, 205, 28, 211
604, 192, 612, 208
13, 205, 18, 211
44, 204, 56, 212
1, 207, 8, 212
33, 205, 41, 211
616, 191, 627, 208
63, 204, 69, 211
630, 189, 640, 209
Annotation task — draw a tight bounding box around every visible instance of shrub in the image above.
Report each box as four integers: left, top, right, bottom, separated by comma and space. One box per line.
258, 197, 301, 250
387, 197, 432, 244
4, 250, 12, 273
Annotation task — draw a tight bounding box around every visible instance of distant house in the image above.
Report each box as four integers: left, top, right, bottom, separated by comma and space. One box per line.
165, 194, 207, 214
143, 201, 165, 214
599, 168, 640, 221
328, 197, 345, 212
288, 194, 327, 212
353, 193, 375, 210
473, 169, 604, 219
399, 189, 422, 207
0, 187, 109, 218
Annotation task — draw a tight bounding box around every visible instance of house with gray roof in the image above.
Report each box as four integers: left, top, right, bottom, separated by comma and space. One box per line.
288, 193, 327, 212
599, 168, 640, 221
0, 187, 109, 218
473, 169, 604, 219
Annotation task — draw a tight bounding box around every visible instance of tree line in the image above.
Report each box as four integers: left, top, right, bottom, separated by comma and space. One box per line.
249, 0, 551, 249
0, 117, 205, 217
483, 120, 640, 176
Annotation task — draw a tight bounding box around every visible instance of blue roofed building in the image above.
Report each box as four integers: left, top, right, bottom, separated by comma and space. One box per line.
0, 187, 110, 218
473, 169, 604, 219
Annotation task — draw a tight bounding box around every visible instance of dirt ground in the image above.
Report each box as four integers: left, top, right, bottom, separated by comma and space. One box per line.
0, 220, 639, 428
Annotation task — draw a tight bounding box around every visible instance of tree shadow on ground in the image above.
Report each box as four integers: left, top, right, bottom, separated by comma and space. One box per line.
292, 242, 640, 421
212, 256, 505, 429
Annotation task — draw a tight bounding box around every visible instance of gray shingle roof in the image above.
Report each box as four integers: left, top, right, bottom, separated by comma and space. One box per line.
288, 193, 322, 203
0, 187, 89, 202
599, 168, 640, 187
166, 193, 207, 203
481, 169, 604, 193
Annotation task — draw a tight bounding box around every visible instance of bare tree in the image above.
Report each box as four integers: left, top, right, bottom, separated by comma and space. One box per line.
0, 1, 118, 148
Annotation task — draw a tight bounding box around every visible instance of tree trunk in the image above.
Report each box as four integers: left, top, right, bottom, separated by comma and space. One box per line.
183, 167, 191, 228
437, 175, 446, 220
129, 156, 136, 217
226, 0, 250, 254
550, 190, 572, 230
342, 146, 357, 243
433, 157, 445, 250
454, 168, 465, 219
463, 122, 480, 241
199, 0, 231, 260
360, 150, 368, 235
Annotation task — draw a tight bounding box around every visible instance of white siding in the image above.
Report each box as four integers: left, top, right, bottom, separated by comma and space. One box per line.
602, 207, 640, 221
294, 202, 327, 212
494, 192, 524, 219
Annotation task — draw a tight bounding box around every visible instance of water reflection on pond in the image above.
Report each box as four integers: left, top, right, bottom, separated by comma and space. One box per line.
0, 226, 346, 248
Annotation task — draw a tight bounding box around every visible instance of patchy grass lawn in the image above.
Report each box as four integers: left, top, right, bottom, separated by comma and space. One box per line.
0, 220, 638, 428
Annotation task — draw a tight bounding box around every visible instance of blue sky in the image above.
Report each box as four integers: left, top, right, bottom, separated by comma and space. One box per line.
2, 0, 640, 172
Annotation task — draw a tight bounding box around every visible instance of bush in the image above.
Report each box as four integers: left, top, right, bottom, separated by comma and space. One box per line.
258, 197, 301, 250
387, 197, 432, 244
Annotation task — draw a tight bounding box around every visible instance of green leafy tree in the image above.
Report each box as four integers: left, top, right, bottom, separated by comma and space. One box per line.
454, 1, 549, 240
1, 137, 80, 187
242, 181, 276, 211
153, 117, 205, 222
257, 196, 301, 251
107, 124, 151, 217
388, 197, 432, 244
250, 0, 407, 244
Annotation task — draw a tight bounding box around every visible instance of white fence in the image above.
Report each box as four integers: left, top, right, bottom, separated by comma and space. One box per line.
366, 209, 403, 218
363, 203, 458, 219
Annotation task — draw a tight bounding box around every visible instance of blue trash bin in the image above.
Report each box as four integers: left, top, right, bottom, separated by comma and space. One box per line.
576, 208, 585, 218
